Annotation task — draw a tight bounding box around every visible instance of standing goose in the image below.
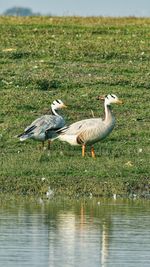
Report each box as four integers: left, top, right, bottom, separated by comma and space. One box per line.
18, 99, 67, 149
57, 94, 122, 157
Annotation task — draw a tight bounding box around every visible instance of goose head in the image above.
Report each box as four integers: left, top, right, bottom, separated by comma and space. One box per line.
97, 94, 123, 106
51, 99, 67, 110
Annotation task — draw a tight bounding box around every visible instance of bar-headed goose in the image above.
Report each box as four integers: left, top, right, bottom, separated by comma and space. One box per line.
18, 99, 67, 149
57, 94, 122, 157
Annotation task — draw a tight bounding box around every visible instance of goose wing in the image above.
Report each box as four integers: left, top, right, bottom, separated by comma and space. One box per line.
42, 115, 65, 132
19, 115, 65, 137
60, 118, 103, 135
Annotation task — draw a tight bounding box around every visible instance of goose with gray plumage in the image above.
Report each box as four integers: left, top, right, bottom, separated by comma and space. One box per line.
57, 94, 122, 157
18, 99, 67, 149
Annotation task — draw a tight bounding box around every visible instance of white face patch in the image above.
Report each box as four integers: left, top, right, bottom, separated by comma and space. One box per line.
52, 99, 64, 109
106, 94, 117, 100
110, 94, 116, 99
105, 94, 118, 105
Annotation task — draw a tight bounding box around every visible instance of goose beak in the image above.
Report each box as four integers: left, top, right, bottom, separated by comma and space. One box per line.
116, 99, 123, 104
62, 104, 67, 108
96, 95, 105, 101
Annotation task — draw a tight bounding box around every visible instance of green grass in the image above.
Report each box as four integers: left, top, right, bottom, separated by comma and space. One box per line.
0, 16, 149, 198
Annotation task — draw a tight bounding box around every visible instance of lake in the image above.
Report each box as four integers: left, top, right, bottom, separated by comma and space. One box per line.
0, 197, 150, 267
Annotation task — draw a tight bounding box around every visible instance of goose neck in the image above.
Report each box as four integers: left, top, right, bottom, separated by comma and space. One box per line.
51, 106, 59, 116
104, 103, 113, 123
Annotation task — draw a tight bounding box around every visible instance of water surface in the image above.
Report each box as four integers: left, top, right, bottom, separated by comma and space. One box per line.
0, 198, 150, 267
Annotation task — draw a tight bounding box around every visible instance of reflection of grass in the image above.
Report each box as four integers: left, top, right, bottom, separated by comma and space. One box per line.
0, 17, 149, 197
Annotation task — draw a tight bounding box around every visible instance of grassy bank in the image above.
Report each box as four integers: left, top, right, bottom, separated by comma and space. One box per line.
0, 16, 149, 198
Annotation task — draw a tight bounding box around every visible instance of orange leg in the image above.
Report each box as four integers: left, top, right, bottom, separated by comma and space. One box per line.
91, 146, 96, 158
82, 144, 86, 157
48, 140, 51, 150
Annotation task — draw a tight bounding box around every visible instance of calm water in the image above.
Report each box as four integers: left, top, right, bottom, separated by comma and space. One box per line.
0, 198, 150, 267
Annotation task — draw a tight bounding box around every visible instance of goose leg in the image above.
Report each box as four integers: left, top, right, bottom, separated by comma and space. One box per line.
40, 141, 45, 150
91, 146, 96, 158
82, 144, 86, 157
48, 140, 51, 150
